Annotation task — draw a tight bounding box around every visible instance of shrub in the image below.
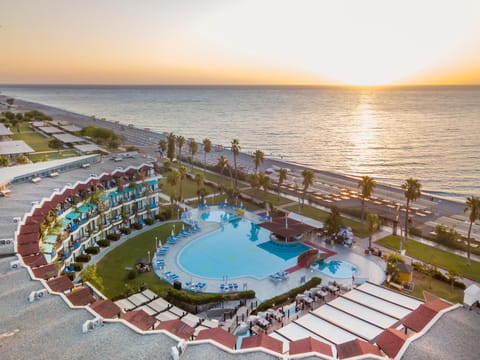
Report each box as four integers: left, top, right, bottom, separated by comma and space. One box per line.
73, 262, 83, 271
144, 218, 154, 226
75, 254, 91, 263
132, 223, 143, 230
85, 246, 100, 255
409, 227, 422, 237
97, 239, 110, 247
107, 233, 121, 241
127, 269, 137, 280
256, 277, 322, 312
453, 280, 466, 289
120, 227, 132, 235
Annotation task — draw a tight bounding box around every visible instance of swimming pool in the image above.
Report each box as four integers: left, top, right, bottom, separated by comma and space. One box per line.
200, 210, 236, 223
177, 213, 311, 280
316, 260, 356, 279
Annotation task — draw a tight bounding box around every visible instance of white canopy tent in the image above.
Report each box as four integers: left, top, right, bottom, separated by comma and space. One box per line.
464, 284, 480, 307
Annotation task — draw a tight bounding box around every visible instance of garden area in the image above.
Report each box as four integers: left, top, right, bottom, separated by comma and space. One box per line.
377, 235, 480, 282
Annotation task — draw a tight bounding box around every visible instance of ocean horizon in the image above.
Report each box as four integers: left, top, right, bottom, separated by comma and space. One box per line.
2, 84, 479, 201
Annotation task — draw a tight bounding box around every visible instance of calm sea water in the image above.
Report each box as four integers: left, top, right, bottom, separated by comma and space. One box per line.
2, 85, 479, 200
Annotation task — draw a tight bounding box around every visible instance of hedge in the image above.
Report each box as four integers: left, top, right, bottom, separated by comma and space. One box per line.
97, 239, 111, 247
75, 254, 91, 263
85, 246, 100, 255
132, 223, 143, 230
164, 288, 256, 306
62, 272, 75, 281
72, 262, 83, 271
107, 233, 121, 241
412, 262, 466, 289
144, 218, 154, 226
120, 227, 132, 235
256, 277, 322, 312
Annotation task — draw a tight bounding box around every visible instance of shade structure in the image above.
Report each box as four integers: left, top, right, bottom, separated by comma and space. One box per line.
66, 287, 95, 306
46, 276, 74, 293
196, 327, 236, 349
155, 319, 194, 340
241, 333, 283, 354
259, 216, 317, 240
289, 337, 333, 357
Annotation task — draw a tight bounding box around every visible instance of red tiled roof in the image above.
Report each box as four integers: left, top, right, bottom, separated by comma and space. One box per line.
289, 337, 333, 357
424, 298, 451, 312
17, 233, 40, 245
46, 276, 74, 293
241, 333, 283, 354
403, 299, 451, 332
155, 319, 194, 340
336, 339, 381, 359
33, 207, 49, 217
90, 299, 121, 319
99, 174, 112, 182
196, 327, 236, 349
122, 309, 155, 331
32, 264, 57, 279
126, 168, 137, 175
63, 188, 75, 197
52, 193, 67, 203
22, 254, 47, 267
25, 215, 45, 225
76, 183, 88, 191
41, 201, 54, 212
376, 328, 408, 358
259, 216, 317, 239
66, 287, 96, 306
17, 242, 39, 256
20, 223, 40, 234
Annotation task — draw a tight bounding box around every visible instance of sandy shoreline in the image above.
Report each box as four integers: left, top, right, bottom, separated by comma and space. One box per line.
2, 95, 466, 220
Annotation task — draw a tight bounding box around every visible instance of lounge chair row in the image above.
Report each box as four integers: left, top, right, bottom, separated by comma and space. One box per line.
220, 283, 239, 291
269, 271, 289, 281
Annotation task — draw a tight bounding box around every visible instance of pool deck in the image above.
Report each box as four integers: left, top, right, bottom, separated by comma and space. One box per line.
153, 207, 385, 301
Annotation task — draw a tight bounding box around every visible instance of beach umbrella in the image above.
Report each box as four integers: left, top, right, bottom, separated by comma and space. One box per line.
182, 224, 185, 231
171, 228, 175, 236
240, 201, 244, 208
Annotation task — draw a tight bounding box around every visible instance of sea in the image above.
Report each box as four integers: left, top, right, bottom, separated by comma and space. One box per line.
1, 85, 479, 201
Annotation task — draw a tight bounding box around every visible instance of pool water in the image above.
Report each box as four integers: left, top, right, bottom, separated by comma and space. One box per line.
200, 210, 236, 223
317, 260, 356, 279
177, 215, 312, 280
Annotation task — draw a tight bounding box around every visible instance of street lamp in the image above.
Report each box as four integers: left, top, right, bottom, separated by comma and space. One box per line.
147, 250, 150, 264
155, 236, 158, 248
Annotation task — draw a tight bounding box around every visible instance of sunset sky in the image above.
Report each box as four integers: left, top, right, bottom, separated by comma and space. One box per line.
1, 0, 479, 86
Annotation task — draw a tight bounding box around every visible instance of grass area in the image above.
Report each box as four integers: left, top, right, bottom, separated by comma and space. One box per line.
159, 177, 217, 200
408, 271, 464, 303
377, 235, 480, 282
242, 188, 292, 206
284, 204, 369, 238
29, 150, 79, 162
97, 223, 181, 299
13, 130, 51, 152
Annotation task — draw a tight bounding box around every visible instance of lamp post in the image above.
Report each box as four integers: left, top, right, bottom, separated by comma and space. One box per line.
147, 250, 150, 265
155, 236, 158, 248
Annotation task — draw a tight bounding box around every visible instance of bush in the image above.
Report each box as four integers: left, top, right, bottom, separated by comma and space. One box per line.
107, 233, 121, 241
164, 288, 256, 306
453, 280, 466, 289
85, 246, 100, 255
144, 218, 154, 226
120, 227, 132, 235
75, 254, 91, 263
409, 227, 422, 237
97, 239, 110, 247
256, 277, 322, 312
73, 262, 83, 271
132, 223, 143, 230
127, 269, 137, 280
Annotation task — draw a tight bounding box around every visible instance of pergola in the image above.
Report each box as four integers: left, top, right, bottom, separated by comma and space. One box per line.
259, 215, 318, 242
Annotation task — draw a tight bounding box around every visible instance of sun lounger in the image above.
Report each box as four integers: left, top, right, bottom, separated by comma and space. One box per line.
170, 274, 179, 281
141, 289, 158, 300
149, 298, 170, 313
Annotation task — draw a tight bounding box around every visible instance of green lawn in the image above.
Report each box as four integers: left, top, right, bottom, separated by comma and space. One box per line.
377, 235, 480, 282
96, 223, 181, 299
407, 271, 464, 303
284, 204, 369, 238
13, 130, 51, 151
159, 177, 217, 200
242, 188, 292, 206
29, 150, 79, 162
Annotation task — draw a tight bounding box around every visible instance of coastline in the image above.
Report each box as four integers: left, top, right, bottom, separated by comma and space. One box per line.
2, 95, 467, 219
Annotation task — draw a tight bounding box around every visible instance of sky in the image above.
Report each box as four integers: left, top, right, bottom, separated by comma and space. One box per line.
1, 0, 480, 86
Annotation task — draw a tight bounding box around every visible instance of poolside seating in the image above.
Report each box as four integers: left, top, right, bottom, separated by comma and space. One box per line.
167, 236, 177, 244
156, 259, 165, 268
170, 274, 180, 281
219, 283, 225, 291
195, 282, 207, 291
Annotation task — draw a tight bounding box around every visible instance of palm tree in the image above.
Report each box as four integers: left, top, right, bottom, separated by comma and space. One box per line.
401, 178, 422, 246
365, 213, 381, 249
166, 169, 180, 203
177, 166, 188, 201
177, 135, 186, 158
358, 176, 376, 222
259, 173, 271, 194
166, 132, 176, 161
246, 173, 260, 195
325, 206, 343, 238
231, 139, 240, 188
188, 139, 198, 168
252, 150, 265, 174
194, 173, 205, 202
217, 155, 233, 186
301, 170, 315, 207
202, 138, 212, 173
158, 139, 167, 157
277, 168, 288, 200
464, 196, 480, 265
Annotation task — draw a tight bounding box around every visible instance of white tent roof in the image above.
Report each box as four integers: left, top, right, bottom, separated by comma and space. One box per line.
464, 284, 480, 306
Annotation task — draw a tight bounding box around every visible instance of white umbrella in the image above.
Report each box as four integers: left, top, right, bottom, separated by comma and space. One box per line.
171, 228, 175, 236
182, 224, 185, 231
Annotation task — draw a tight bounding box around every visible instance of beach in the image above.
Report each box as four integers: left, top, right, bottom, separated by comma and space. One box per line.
3, 95, 476, 239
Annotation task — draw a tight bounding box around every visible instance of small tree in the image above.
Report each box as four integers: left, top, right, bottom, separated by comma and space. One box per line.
0, 156, 9, 167
325, 206, 343, 238
16, 154, 29, 164
365, 212, 381, 249
48, 138, 63, 150
277, 168, 288, 200
167, 132, 176, 161
386, 253, 404, 283
80, 265, 104, 292
176, 135, 185, 157
447, 268, 460, 289
202, 138, 212, 173
188, 138, 198, 168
